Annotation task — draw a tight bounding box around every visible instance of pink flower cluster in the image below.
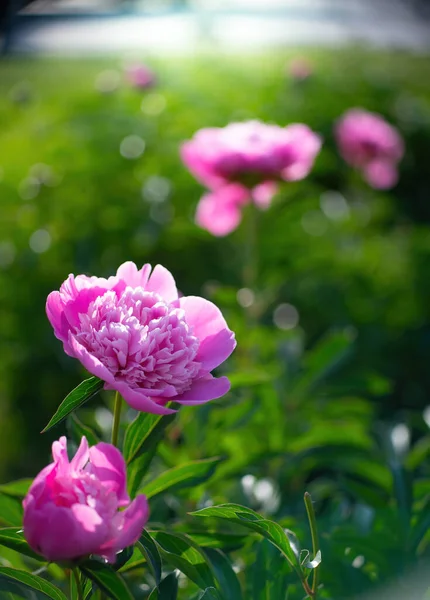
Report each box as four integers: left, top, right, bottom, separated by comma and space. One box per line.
23, 436, 148, 563
181, 120, 322, 235
46, 262, 236, 415
335, 109, 404, 189
125, 63, 156, 90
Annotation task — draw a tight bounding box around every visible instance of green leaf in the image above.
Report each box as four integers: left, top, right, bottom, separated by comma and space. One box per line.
42, 377, 104, 433
0, 494, 23, 527
118, 546, 146, 573
203, 547, 242, 600
252, 539, 291, 600
142, 457, 224, 500
111, 546, 134, 571
0, 480, 32, 499
290, 330, 353, 399
190, 504, 301, 574
148, 573, 178, 600
228, 371, 271, 389
0, 527, 44, 561
67, 413, 100, 447
137, 530, 162, 585
187, 531, 248, 551
124, 411, 176, 465
151, 531, 216, 590
127, 447, 157, 498
80, 560, 133, 600
198, 588, 222, 600
0, 567, 67, 600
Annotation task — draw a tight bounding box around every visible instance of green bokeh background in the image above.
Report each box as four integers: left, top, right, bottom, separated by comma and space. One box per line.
1, 49, 430, 598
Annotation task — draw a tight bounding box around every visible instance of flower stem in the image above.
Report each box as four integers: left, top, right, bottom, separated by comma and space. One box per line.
71, 567, 83, 600
304, 491, 320, 598
111, 391, 123, 447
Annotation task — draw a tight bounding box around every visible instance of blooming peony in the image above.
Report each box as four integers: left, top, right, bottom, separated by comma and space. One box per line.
335, 108, 404, 189
181, 120, 321, 235
23, 436, 148, 563
125, 63, 156, 89
46, 262, 236, 414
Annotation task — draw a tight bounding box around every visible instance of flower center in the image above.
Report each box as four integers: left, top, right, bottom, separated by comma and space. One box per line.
74, 287, 201, 396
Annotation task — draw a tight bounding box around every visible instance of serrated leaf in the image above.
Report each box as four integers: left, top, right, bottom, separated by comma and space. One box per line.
124, 411, 176, 465
148, 573, 178, 600
0, 567, 67, 600
0, 494, 24, 527
151, 531, 215, 590
190, 504, 301, 575
67, 413, 99, 447
80, 560, 133, 600
137, 530, 162, 585
0, 480, 32, 499
42, 377, 104, 433
142, 457, 223, 500
0, 527, 44, 561
203, 547, 242, 600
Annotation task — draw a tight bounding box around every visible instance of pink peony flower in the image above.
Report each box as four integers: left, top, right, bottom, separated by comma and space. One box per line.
125, 63, 156, 89
181, 120, 321, 190
181, 120, 321, 235
46, 262, 236, 414
23, 436, 148, 563
335, 108, 404, 189
195, 182, 279, 237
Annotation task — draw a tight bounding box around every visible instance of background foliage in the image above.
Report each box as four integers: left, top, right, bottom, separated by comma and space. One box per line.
0, 49, 430, 598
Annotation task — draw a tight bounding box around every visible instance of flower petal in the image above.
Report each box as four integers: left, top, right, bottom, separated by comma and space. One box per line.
195, 186, 249, 237
180, 295, 236, 371
146, 264, 178, 303
70, 436, 90, 472
89, 443, 129, 507
116, 261, 152, 289
111, 380, 177, 415
69, 336, 116, 385
102, 495, 149, 561
175, 375, 231, 404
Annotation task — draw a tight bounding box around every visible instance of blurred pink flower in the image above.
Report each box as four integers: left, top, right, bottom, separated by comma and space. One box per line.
288, 57, 313, 81
181, 121, 321, 190
335, 108, 404, 189
23, 436, 148, 563
181, 120, 321, 235
46, 262, 236, 414
125, 63, 156, 89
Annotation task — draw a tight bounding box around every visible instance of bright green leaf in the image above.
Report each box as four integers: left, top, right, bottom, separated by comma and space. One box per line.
0, 527, 44, 561
0, 480, 32, 499
203, 547, 242, 600
0, 494, 23, 527
190, 504, 301, 574
137, 530, 162, 585
124, 411, 176, 465
42, 377, 104, 433
0, 566, 67, 600
148, 573, 178, 600
142, 457, 224, 500
80, 560, 133, 600
151, 531, 215, 590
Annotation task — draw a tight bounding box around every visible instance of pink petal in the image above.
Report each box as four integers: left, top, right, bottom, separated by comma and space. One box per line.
116, 261, 152, 289
180, 295, 236, 371
102, 495, 149, 561
252, 181, 278, 209
24, 503, 108, 562
175, 375, 231, 404
69, 336, 116, 385
46, 291, 68, 343
363, 160, 399, 189
111, 380, 177, 415
195, 186, 249, 237
52, 436, 69, 466
146, 264, 179, 303
89, 443, 129, 507
71, 436, 90, 472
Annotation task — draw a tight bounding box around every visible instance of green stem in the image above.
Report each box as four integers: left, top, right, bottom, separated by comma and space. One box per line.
111, 391, 123, 447
71, 567, 83, 600
304, 491, 320, 598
